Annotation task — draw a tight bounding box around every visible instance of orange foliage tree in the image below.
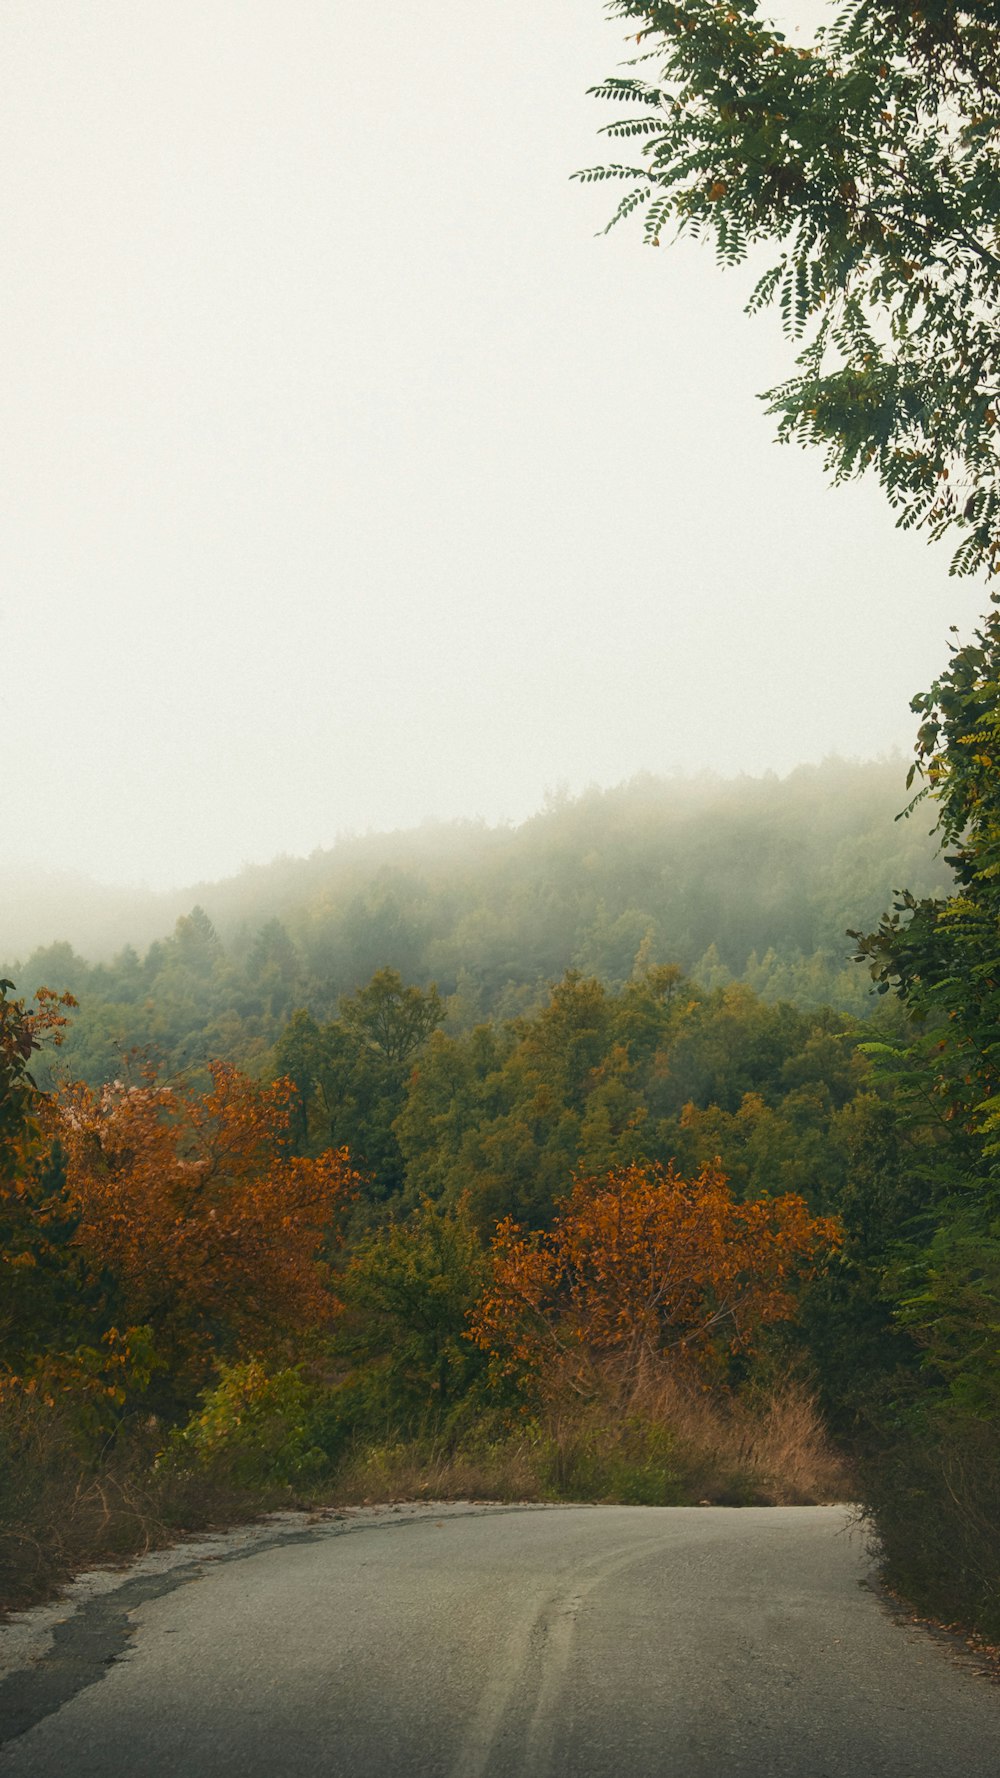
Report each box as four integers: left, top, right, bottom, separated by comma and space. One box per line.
0, 982, 76, 1179
48, 1062, 358, 1392
469, 1161, 841, 1395
1, 983, 87, 1389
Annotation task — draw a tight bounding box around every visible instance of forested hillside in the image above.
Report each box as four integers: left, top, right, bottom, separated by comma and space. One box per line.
2, 727, 997, 1641
0, 743, 946, 1614
5, 760, 946, 1089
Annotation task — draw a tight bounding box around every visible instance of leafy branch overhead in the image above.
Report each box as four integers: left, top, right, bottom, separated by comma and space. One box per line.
576, 1, 1000, 574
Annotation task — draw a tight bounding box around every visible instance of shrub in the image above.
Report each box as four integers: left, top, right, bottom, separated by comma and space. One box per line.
861, 1403, 1000, 1640
166, 1361, 328, 1490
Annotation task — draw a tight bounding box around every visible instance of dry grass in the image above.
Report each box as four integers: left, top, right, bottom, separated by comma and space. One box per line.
623, 1368, 852, 1505
329, 1370, 852, 1511
0, 1394, 300, 1615
0, 1397, 157, 1610
0, 1369, 850, 1615
331, 1436, 543, 1506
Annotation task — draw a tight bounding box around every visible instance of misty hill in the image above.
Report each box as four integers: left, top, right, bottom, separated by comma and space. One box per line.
5, 758, 949, 1086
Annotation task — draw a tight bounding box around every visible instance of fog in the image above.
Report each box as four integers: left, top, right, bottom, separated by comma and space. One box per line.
2, 1, 986, 892
1, 757, 945, 975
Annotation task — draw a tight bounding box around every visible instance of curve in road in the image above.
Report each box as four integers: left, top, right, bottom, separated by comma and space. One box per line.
1, 1503, 998, 1777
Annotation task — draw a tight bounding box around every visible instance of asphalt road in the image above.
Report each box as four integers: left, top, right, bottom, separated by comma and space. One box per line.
2, 1502, 999, 1777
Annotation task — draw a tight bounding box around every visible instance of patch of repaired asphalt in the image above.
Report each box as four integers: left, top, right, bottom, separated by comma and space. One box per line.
0, 1502, 554, 1750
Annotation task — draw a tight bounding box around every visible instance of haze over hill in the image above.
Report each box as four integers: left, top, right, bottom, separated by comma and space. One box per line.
3, 757, 950, 1092
3, 757, 940, 969
3, 0, 987, 896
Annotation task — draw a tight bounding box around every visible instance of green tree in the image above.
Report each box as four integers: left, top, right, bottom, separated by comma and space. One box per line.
576, 7, 1000, 1606
273, 1008, 326, 1149
0, 983, 86, 1373
395, 970, 862, 1229
274, 972, 445, 1196
245, 919, 302, 1021
579, 0, 1000, 574
844, 611, 1000, 1633
339, 968, 444, 1068
172, 906, 221, 972
851, 608, 1000, 1178
0, 983, 75, 1178
336, 1197, 492, 1429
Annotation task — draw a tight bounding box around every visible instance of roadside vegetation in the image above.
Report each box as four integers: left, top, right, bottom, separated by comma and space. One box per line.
6, 660, 999, 1636
4, 635, 999, 1635
2, 964, 851, 1612
572, 0, 1000, 1643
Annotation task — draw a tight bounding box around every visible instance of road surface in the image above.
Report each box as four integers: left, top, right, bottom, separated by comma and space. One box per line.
1, 1502, 998, 1776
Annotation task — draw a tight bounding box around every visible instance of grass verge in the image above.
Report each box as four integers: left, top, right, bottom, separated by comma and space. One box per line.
0, 1373, 850, 1618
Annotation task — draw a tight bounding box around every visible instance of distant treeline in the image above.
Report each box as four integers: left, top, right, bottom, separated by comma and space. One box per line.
6, 760, 947, 1087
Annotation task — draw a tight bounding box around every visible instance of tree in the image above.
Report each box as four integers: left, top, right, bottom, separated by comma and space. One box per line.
274, 971, 445, 1195
172, 906, 221, 972
577, 0, 1000, 574
0, 982, 75, 1178
246, 919, 302, 1020
847, 611, 1000, 1405
470, 1160, 840, 1396
839, 610, 1000, 1634
0, 983, 83, 1374
851, 607, 1000, 1177
338, 968, 444, 1069
337, 1196, 492, 1426
49, 1063, 359, 1393
574, 11, 1000, 1624
273, 1008, 326, 1148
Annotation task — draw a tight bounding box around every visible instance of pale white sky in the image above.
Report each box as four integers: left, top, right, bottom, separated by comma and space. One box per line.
1, 0, 987, 890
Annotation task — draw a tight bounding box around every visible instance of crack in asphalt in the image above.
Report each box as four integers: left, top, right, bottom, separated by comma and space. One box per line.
0, 1503, 549, 1751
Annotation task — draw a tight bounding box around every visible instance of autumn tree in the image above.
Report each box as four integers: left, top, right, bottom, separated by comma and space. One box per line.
0, 981, 75, 1178
0, 983, 85, 1374
50, 1063, 358, 1395
470, 1160, 840, 1396
578, 0, 1000, 575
